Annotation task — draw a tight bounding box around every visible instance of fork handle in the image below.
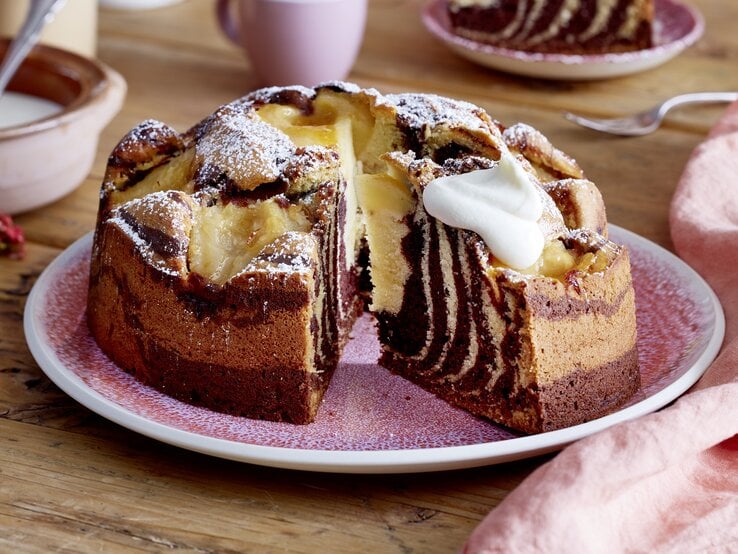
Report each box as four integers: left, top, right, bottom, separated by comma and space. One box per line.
660, 92, 738, 115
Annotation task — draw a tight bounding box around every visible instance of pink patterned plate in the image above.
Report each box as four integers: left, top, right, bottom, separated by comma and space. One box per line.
24, 226, 723, 473
422, 0, 704, 80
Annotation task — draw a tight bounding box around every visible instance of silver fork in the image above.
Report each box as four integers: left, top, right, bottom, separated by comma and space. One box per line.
563, 92, 738, 136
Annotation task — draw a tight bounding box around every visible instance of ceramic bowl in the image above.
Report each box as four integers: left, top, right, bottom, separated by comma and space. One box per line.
0, 40, 126, 214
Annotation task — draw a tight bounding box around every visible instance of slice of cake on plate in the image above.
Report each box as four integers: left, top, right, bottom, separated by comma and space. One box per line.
447, 0, 654, 54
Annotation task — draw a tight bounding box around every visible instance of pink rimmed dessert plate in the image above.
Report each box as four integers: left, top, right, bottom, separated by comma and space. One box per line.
24, 226, 723, 474
422, 0, 704, 80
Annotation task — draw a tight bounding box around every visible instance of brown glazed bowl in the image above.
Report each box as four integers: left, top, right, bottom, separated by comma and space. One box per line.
0, 39, 126, 214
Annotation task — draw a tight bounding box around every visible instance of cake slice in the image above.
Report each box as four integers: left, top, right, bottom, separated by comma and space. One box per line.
447, 0, 654, 54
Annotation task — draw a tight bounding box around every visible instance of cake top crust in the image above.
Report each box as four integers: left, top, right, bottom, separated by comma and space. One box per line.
97, 81, 614, 286
193, 105, 294, 193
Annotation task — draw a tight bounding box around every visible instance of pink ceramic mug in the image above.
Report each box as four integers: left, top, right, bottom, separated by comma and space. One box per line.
216, 0, 367, 87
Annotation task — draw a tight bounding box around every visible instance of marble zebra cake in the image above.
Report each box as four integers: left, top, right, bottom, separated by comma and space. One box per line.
87, 82, 640, 433
447, 0, 654, 54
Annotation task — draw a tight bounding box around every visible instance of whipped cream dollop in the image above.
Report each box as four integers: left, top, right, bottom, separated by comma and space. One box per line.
422, 150, 545, 269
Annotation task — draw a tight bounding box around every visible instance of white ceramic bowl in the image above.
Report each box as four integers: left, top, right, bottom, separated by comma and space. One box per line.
0, 40, 126, 214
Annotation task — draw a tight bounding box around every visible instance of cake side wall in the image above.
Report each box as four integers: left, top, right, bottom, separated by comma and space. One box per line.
87, 215, 330, 424
526, 248, 640, 431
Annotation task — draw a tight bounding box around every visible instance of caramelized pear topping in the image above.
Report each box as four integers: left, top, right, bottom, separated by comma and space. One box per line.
189, 199, 310, 285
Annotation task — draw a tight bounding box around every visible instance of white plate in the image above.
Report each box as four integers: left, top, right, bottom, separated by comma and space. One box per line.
24, 226, 723, 473
422, 0, 704, 80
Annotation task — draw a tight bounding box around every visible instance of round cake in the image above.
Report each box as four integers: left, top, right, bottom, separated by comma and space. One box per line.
87, 82, 639, 433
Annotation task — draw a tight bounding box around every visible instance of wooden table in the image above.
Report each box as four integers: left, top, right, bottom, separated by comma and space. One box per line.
2, 1, 736, 551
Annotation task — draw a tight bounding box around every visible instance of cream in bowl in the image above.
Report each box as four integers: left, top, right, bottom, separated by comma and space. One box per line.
0, 40, 126, 214
0, 92, 63, 128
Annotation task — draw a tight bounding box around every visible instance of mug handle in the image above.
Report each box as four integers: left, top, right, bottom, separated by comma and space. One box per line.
216, 0, 241, 44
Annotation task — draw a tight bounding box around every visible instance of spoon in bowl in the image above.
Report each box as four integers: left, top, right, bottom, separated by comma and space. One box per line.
0, 0, 67, 98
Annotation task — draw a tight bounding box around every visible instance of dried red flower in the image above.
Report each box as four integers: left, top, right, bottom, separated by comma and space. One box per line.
0, 213, 26, 260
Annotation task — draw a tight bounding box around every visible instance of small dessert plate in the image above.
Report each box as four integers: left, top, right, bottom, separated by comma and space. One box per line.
422, 0, 704, 80
24, 227, 724, 473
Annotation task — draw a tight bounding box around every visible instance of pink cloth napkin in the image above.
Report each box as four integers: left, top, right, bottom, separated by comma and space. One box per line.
463, 103, 738, 554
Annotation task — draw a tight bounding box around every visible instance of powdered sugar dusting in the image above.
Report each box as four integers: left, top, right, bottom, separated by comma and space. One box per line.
387, 92, 500, 139
196, 105, 294, 190
243, 231, 314, 275
121, 119, 173, 145
38, 229, 716, 451
112, 119, 179, 160
246, 84, 316, 104
107, 192, 190, 276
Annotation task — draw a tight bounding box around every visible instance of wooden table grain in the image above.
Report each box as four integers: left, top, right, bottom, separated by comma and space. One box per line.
2, 1, 736, 551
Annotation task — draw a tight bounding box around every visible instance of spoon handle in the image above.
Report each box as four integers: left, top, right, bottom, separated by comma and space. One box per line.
0, 0, 68, 96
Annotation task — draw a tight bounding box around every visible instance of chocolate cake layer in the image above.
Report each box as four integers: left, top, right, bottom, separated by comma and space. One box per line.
378, 215, 639, 432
